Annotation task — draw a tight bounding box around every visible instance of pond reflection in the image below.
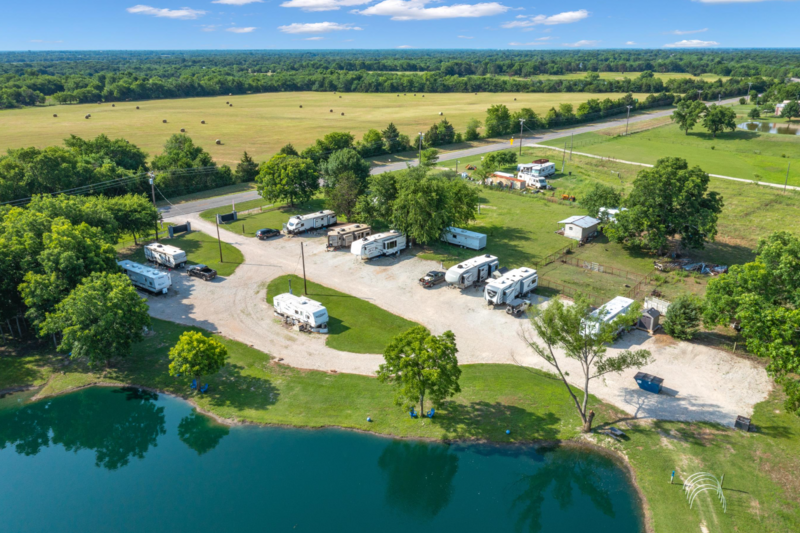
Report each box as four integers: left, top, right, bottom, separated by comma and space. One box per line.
738, 121, 800, 135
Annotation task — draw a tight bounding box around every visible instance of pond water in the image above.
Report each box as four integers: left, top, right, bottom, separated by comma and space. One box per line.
0, 387, 644, 533
738, 121, 800, 135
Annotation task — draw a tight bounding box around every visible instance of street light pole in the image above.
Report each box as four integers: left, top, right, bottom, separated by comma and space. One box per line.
748, 82, 753, 102
148, 172, 159, 242
518, 118, 525, 155
625, 105, 633, 136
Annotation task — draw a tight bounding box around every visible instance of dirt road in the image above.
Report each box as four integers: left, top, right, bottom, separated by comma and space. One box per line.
149, 213, 772, 427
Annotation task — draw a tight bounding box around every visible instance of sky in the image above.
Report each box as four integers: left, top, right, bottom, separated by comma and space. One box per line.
2, 0, 798, 50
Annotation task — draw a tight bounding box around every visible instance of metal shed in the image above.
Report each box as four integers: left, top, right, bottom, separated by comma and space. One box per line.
638, 308, 661, 333
558, 215, 600, 242
634, 372, 664, 394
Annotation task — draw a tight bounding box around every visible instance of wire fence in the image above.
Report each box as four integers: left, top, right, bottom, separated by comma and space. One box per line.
626, 271, 659, 300
537, 278, 606, 307
535, 241, 578, 269
558, 256, 646, 281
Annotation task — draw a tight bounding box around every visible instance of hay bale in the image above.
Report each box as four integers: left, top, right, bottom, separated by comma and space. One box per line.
330, 109, 333, 113
201, 120, 205, 124
53, 114, 57, 118
439, 112, 443, 115
215, 139, 222, 145
162, 119, 167, 123
341, 112, 345, 116
97, 101, 101, 104
514, 98, 517, 101
226, 101, 229, 104
339, 96, 342, 99
85, 115, 90, 119
229, 104, 233, 107
112, 104, 115, 107
422, 95, 425, 98
299, 105, 303, 108
136, 106, 140, 110
229, 93, 232, 96
180, 128, 186, 133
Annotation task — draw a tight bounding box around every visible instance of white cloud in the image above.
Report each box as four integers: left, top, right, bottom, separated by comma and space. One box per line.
304, 36, 324, 40
212, 0, 262, 4
397, 44, 413, 48
126, 5, 206, 19
666, 28, 707, 35
458, 35, 474, 38
278, 21, 363, 33
280, 0, 372, 11
226, 26, 257, 33
625, 41, 636, 45
502, 9, 588, 28
356, 0, 510, 21
563, 39, 600, 47
535, 36, 553, 41
509, 41, 546, 46
664, 39, 719, 48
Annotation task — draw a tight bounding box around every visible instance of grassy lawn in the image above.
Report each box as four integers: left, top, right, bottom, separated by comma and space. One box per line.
1, 317, 797, 533
0, 91, 652, 164
266, 274, 419, 354
117, 229, 244, 277
201, 197, 329, 237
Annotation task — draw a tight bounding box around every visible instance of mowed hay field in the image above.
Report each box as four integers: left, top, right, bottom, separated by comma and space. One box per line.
0, 91, 651, 164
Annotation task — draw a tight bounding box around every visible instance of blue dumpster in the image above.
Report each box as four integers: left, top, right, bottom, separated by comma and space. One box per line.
634, 372, 663, 394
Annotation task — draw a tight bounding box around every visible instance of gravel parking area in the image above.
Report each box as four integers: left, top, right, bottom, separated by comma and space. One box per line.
149, 213, 773, 427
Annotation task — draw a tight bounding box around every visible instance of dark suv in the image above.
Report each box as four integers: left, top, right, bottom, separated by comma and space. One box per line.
256, 228, 280, 240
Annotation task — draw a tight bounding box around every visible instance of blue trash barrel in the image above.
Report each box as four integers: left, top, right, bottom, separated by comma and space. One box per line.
634, 372, 663, 394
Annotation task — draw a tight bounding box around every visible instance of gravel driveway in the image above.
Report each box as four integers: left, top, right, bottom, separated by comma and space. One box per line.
148, 213, 773, 427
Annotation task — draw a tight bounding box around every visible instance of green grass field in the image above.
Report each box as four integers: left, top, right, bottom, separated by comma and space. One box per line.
202, 197, 329, 237
117, 229, 244, 277
2, 317, 797, 533
0, 91, 652, 164
266, 274, 419, 354
521, 72, 730, 82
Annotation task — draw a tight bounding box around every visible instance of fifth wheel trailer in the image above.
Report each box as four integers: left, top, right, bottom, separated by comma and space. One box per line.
144, 243, 187, 268
350, 231, 407, 260
284, 210, 337, 235
582, 296, 636, 338
117, 260, 172, 295
445, 254, 500, 289
273, 293, 329, 333
327, 223, 371, 251
484, 267, 538, 306
440, 227, 487, 251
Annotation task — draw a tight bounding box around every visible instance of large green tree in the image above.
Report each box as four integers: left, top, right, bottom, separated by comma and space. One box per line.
526, 295, 651, 432
780, 100, 800, 121
377, 326, 461, 415
234, 151, 259, 183
41, 272, 150, 368
485, 104, 512, 137
168, 331, 229, 390
256, 154, 319, 207
327, 171, 361, 221
320, 148, 370, 192
463, 118, 481, 141
580, 183, 623, 219
671, 100, 706, 135
105, 194, 159, 245
662, 294, 703, 340
607, 157, 723, 254
381, 122, 402, 153
702, 104, 737, 138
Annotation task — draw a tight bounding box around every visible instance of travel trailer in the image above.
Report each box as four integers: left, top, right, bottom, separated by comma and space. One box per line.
440, 227, 487, 250
117, 260, 172, 295
484, 267, 538, 306
284, 210, 337, 235
350, 230, 407, 260
327, 223, 371, 251
518, 161, 556, 179
582, 296, 636, 337
144, 243, 187, 269
273, 293, 329, 333
445, 254, 500, 289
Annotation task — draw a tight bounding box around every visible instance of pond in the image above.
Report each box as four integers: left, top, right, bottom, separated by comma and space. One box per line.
738, 121, 800, 135
0, 387, 644, 533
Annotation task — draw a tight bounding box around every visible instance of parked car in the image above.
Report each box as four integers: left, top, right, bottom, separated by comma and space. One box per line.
418, 271, 446, 288
187, 264, 217, 281
256, 228, 280, 240
505, 298, 531, 316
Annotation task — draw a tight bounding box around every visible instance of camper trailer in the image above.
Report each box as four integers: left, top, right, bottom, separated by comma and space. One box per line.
284, 210, 337, 235
117, 260, 172, 295
583, 296, 636, 337
144, 243, 187, 269
441, 227, 487, 250
273, 293, 329, 333
484, 267, 538, 306
350, 231, 407, 260
445, 254, 500, 289
327, 223, 371, 251
518, 161, 556, 179
524, 176, 552, 190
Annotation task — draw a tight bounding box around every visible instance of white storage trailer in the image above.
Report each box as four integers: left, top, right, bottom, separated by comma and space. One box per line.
144, 243, 187, 268
484, 267, 538, 306
351, 230, 407, 260
517, 162, 556, 178
583, 296, 636, 337
284, 210, 337, 235
441, 227, 487, 250
445, 254, 500, 289
273, 293, 329, 333
327, 223, 371, 250
117, 260, 172, 295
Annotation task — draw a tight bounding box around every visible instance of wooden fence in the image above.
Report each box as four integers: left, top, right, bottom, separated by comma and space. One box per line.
558, 256, 645, 281
537, 278, 605, 307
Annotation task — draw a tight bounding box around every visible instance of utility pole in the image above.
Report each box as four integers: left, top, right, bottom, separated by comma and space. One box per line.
418, 132, 424, 167
148, 172, 158, 242
215, 218, 223, 263
300, 242, 308, 295
569, 132, 574, 162
518, 118, 525, 155
625, 105, 633, 136
697, 89, 703, 101
456, 160, 460, 173
748, 82, 753, 101
561, 141, 567, 172
784, 162, 791, 195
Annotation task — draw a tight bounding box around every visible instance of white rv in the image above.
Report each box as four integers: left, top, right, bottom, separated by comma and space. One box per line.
284, 210, 337, 235
441, 227, 487, 251
484, 267, 538, 306
273, 293, 329, 333
445, 254, 500, 289
144, 243, 187, 268
583, 296, 636, 337
524, 175, 552, 190
350, 230, 407, 260
518, 162, 556, 179
118, 260, 172, 295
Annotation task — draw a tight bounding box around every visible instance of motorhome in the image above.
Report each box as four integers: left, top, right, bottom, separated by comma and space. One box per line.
484, 267, 538, 306
583, 296, 636, 337
117, 260, 172, 295
327, 223, 371, 251
350, 230, 407, 260
524, 175, 552, 190
518, 162, 556, 180
144, 243, 187, 268
445, 254, 500, 289
284, 210, 337, 235
440, 227, 487, 250
273, 293, 329, 333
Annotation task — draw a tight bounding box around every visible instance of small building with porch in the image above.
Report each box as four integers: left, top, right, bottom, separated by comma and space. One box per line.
558, 215, 600, 242
487, 172, 526, 190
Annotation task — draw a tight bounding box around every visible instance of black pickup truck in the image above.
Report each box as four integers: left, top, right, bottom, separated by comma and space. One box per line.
418, 271, 446, 288
187, 264, 217, 281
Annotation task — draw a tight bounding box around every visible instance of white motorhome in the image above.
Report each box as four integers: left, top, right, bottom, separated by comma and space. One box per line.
144, 243, 187, 268
284, 210, 337, 235
273, 293, 329, 333
445, 254, 500, 289
117, 260, 172, 295
524, 175, 552, 190
441, 227, 487, 251
582, 296, 635, 337
350, 230, 407, 260
518, 162, 556, 179
598, 207, 627, 223
484, 267, 538, 306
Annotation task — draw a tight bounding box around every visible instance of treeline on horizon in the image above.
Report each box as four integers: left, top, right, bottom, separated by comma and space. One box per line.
0, 49, 795, 108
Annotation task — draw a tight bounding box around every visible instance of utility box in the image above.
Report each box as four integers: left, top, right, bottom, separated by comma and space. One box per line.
217, 212, 237, 224
634, 372, 663, 394
735, 415, 752, 432
168, 222, 191, 238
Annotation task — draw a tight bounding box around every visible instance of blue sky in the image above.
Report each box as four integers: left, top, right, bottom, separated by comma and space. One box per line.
2, 0, 798, 50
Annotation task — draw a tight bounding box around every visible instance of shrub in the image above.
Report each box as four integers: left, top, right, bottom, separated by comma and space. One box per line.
663, 294, 703, 340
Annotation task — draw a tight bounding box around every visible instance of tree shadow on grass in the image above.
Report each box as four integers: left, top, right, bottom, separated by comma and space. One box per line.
204, 363, 279, 412
435, 400, 562, 442
0, 350, 59, 391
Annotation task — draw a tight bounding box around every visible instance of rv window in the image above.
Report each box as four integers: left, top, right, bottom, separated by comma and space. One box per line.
386, 240, 397, 250
451, 234, 456, 239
